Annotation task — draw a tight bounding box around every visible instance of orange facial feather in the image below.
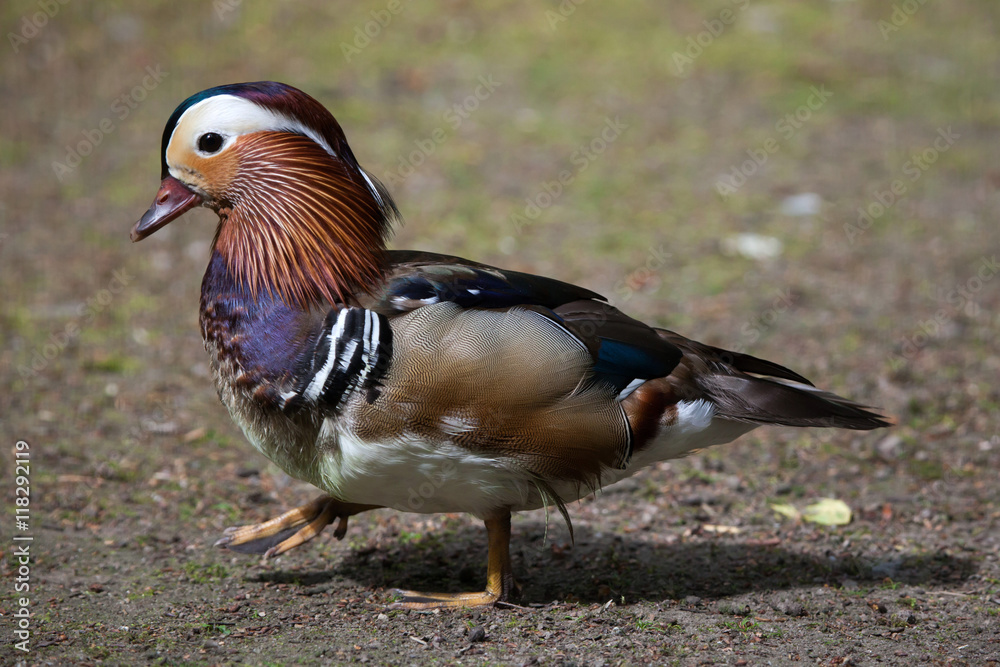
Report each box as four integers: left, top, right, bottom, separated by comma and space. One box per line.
212, 132, 394, 309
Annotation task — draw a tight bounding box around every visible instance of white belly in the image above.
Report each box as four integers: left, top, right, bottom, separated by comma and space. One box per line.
319, 428, 544, 517
312, 399, 757, 518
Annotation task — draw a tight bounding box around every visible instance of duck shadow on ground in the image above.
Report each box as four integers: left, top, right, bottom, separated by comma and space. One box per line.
249, 522, 977, 605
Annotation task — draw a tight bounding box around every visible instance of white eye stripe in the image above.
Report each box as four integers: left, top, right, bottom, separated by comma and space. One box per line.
169, 94, 339, 163
167, 93, 391, 211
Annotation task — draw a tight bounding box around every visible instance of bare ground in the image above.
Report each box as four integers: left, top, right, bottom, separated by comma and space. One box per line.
2, 1, 1000, 665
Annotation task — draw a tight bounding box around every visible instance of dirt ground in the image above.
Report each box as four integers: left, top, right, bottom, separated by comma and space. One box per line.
3, 1, 1000, 665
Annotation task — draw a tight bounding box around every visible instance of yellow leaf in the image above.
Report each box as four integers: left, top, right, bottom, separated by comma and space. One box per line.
802, 498, 852, 526
769, 502, 801, 520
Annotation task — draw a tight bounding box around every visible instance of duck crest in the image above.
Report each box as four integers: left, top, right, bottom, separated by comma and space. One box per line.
212, 131, 396, 309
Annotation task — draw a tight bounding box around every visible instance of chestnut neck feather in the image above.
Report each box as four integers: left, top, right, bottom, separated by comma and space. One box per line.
212, 132, 394, 309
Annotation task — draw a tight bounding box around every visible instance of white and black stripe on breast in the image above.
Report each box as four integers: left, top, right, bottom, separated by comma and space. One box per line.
281, 307, 392, 412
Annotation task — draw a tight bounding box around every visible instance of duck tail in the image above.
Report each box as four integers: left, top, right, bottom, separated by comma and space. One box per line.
700, 373, 893, 430
657, 329, 893, 430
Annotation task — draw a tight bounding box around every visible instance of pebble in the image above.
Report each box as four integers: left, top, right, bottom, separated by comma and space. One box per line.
721, 233, 784, 260
468, 626, 487, 643
876, 434, 903, 460
780, 192, 822, 217
774, 601, 806, 617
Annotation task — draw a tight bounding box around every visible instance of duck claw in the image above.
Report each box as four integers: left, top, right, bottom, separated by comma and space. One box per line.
216, 496, 379, 558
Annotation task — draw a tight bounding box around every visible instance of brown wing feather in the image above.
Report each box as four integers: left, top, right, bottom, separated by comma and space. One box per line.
554, 300, 683, 373
350, 302, 632, 484
655, 328, 812, 385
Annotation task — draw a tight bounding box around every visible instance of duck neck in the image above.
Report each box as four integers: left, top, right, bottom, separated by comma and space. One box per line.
211, 132, 396, 310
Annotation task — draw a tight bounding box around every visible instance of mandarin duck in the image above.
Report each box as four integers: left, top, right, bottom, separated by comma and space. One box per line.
131, 82, 890, 608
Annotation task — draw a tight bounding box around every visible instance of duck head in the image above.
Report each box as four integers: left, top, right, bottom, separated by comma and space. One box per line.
132, 81, 399, 308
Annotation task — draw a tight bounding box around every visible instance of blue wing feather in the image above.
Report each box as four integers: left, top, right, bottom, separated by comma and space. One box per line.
591, 339, 676, 388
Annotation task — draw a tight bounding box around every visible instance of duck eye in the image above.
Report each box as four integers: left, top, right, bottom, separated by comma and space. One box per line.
197, 132, 224, 154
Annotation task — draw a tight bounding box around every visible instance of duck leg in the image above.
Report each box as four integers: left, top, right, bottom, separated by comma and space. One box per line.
215, 495, 380, 558
391, 508, 520, 609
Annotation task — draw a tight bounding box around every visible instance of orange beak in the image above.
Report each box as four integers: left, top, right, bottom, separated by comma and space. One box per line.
131, 176, 203, 242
